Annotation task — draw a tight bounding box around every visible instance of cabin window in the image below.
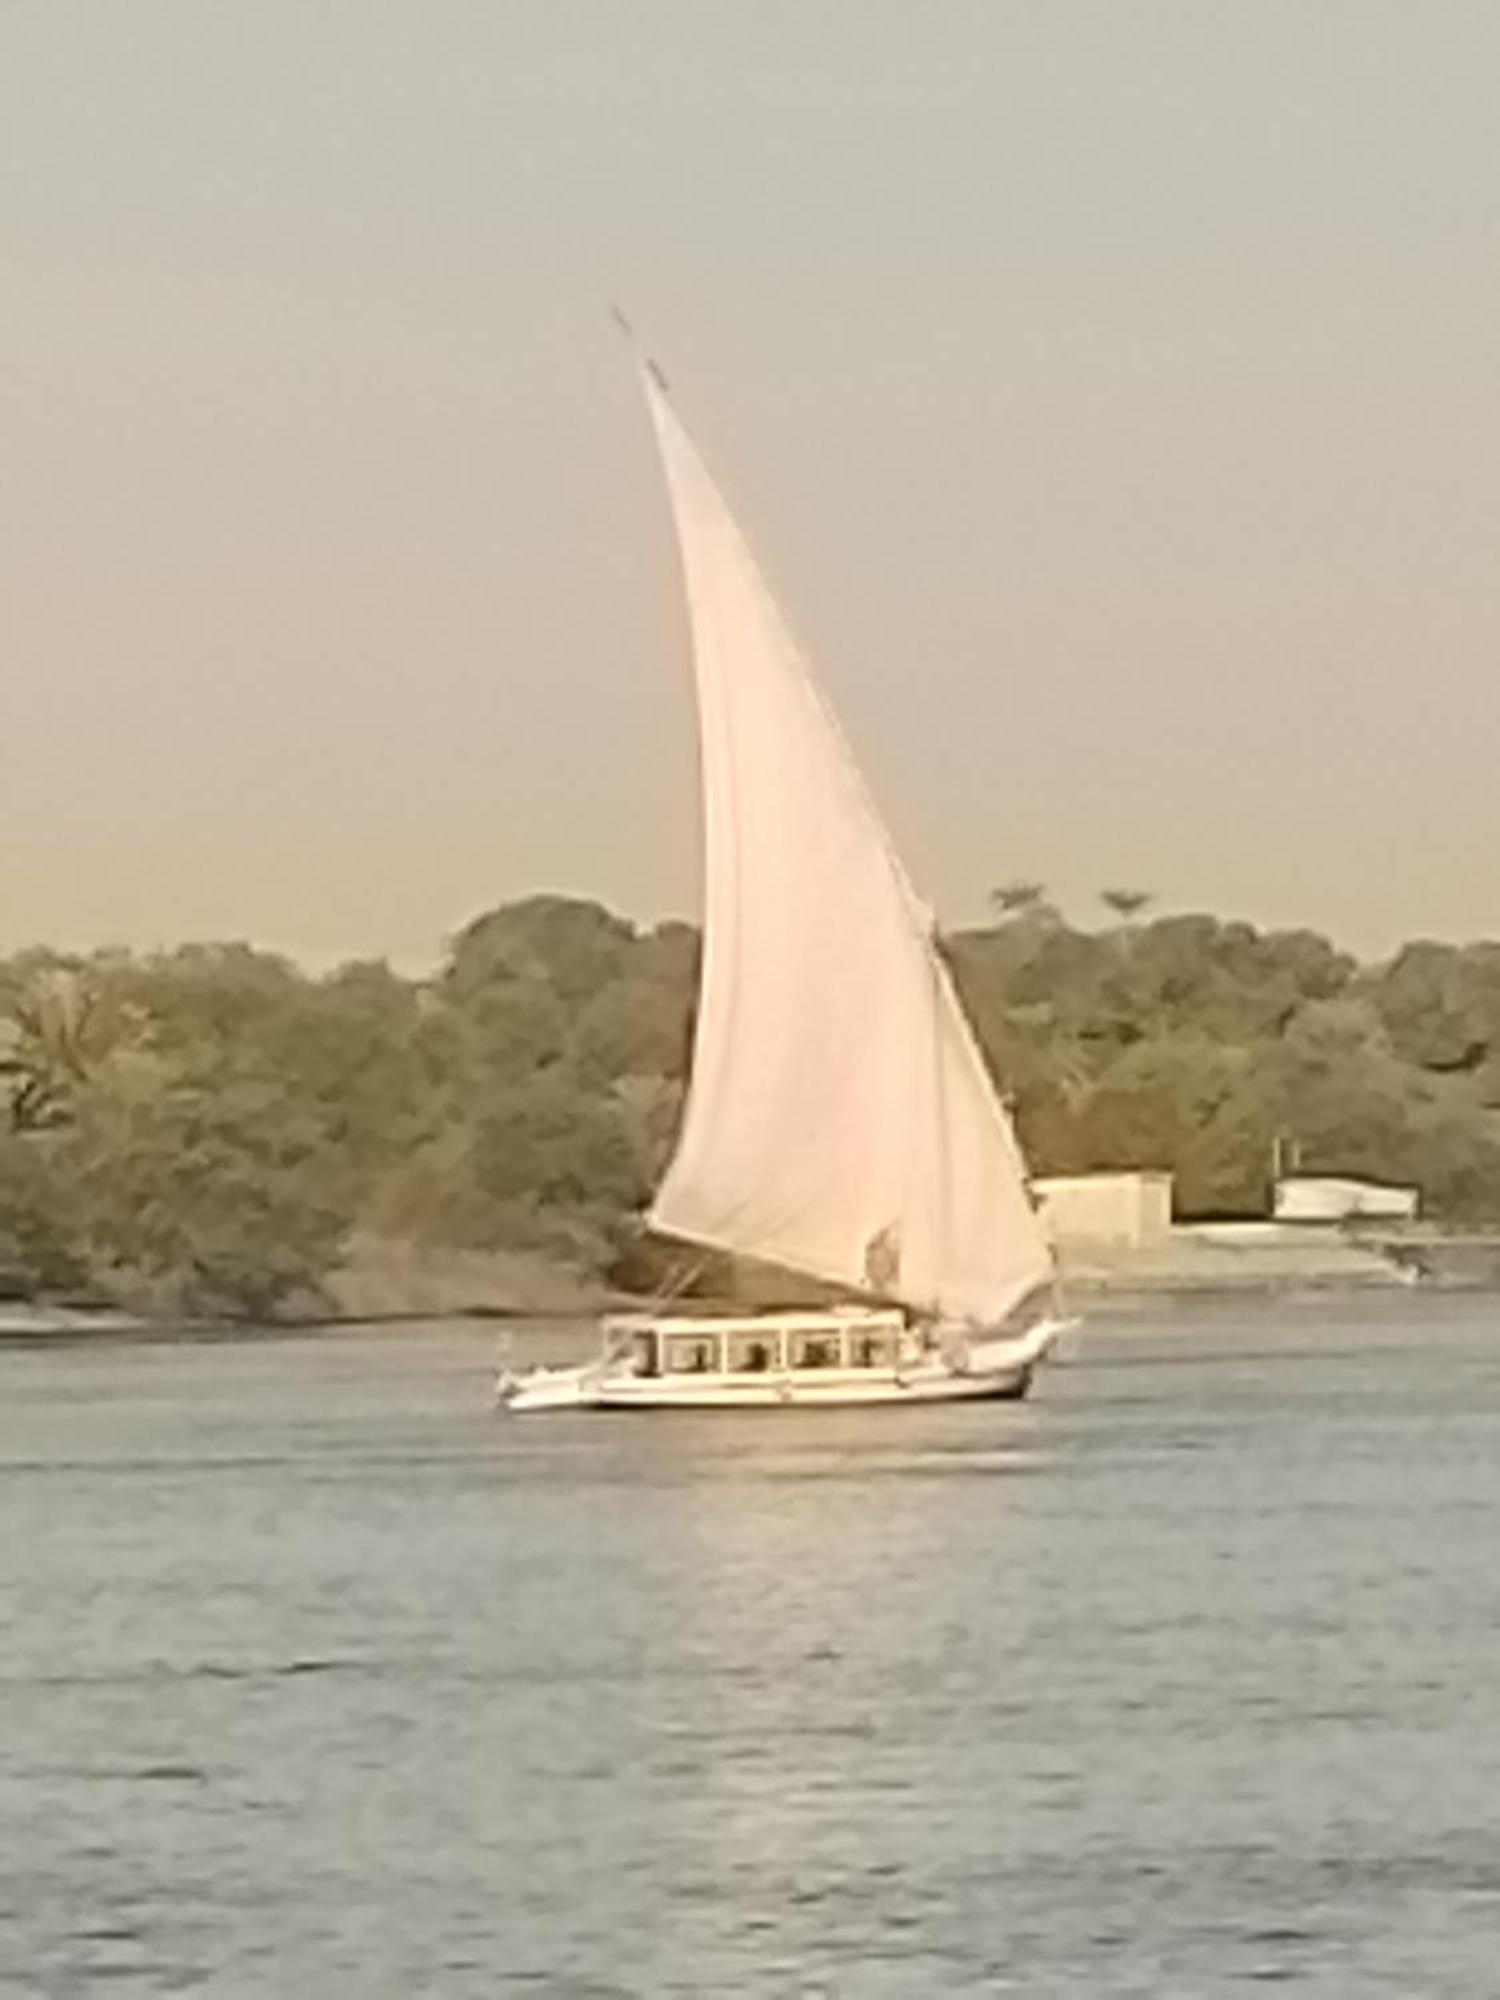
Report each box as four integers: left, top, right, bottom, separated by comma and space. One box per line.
789, 1331, 841, 1370
664, 1335, 718, 1374
726, 1333, 776, 1373
632, 1333, 660, 1377
849, 1329, 897, 1369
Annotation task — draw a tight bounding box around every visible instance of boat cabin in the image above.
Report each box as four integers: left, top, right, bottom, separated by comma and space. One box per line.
604, 1309, 909, 1380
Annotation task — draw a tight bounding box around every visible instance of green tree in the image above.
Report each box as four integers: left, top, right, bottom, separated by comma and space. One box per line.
55, 1050, 350, 1318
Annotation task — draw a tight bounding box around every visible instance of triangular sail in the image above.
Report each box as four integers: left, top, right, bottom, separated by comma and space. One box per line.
643, 369, 1053, 1328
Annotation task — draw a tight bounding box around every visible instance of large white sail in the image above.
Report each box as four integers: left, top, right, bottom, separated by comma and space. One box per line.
643, 368, 1053, 1328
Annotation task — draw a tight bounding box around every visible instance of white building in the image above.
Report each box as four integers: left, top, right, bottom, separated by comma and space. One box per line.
1033, 1171, 1174, 1251
1273, 1176, 1419, 1224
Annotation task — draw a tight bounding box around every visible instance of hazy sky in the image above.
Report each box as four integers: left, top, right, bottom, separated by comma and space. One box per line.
7, 2, 1499, 967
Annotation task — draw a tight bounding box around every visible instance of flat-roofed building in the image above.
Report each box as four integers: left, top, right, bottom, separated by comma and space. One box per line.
1034, 1171, 1174, 1251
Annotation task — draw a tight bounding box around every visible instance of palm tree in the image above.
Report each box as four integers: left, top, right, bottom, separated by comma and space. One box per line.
0, 963, 137, 1132
1100, 888, 1154, 924
990, 880, 1050, 923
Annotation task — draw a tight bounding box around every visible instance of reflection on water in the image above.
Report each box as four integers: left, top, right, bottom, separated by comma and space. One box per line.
3, 1297, 1500, 1994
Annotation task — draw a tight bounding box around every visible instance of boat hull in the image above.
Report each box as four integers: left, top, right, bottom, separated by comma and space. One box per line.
590, 1363, 1035, 1410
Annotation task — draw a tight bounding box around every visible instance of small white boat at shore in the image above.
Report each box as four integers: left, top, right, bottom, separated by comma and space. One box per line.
500, 346, 1073, 1416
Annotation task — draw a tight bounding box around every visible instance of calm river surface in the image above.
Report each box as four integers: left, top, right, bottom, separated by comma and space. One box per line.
3, 1297, 1500, 1996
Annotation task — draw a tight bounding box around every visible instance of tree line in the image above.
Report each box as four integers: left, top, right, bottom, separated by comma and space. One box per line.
3, 891, 1498, 1317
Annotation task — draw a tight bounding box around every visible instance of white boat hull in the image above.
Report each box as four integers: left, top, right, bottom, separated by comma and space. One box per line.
498, 1313, 1072, 1415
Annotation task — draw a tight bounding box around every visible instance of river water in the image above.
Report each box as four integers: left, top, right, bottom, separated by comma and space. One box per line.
3, 1296, 1499, 1996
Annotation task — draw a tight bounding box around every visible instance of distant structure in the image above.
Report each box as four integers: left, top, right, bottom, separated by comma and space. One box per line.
1033, 1169, 1417, 1290
1273, 1175, 1419, 1225
1034, 1171, 1173, 1251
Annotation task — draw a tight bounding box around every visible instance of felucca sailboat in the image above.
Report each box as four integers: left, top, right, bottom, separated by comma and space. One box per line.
500, 356, 1072, 1412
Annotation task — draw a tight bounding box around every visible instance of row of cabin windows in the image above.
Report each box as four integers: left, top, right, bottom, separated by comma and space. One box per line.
650, 1328, 900, 1376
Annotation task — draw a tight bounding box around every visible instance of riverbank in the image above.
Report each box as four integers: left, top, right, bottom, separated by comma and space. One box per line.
1059, 1221, 1500, 1296
6, 1222, 1498, 1342
1057, 1221, 1413, 1296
